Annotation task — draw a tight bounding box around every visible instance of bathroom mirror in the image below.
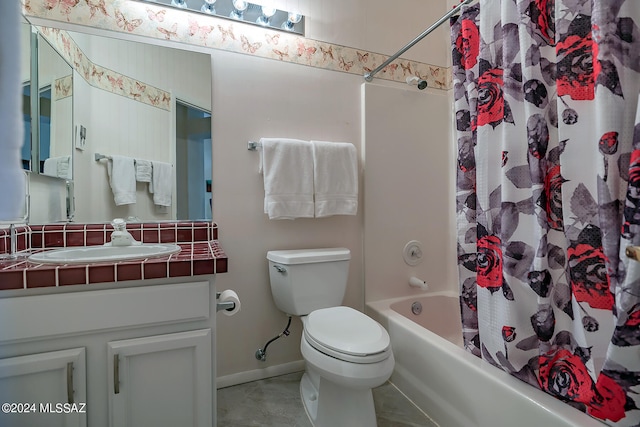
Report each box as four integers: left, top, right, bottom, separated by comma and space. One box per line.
20, 19, 31, 171
24, 19, 212, 223
20, 21, 74, 178
37, 31, 74, 179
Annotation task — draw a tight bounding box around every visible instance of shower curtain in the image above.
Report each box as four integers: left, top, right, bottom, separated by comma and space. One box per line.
452, 1, 640, 425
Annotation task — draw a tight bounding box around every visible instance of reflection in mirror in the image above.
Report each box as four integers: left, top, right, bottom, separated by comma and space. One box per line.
59, 29, 213, 223
37, 32, 73, 179
19, 19, 31, 171
20, 21, 74, 178
176, 101, 212, 220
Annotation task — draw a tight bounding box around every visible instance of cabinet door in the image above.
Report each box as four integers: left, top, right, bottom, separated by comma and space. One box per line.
0, 348, 87, 427
108, 329, 211, 427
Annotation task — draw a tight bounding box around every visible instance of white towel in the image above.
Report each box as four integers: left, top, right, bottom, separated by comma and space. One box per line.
57, 156, 71, 179
135, 159, 152, 182
260, 138, 314, 220
150, 161, 172, 207
311, 141, 358, 217
0, 0, 26, 220
107, 155, 136, 205
43, 156, 72, 179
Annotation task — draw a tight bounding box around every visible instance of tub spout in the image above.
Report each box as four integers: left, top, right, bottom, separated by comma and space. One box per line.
409, 276, 428, 290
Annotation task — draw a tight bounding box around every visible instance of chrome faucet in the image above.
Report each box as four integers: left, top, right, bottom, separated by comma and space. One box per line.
9, 224, 16, 256
0, 224, 18, 260
108, 218, 140, 247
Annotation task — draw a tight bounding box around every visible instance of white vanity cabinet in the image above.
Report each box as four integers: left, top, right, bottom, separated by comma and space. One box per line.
107, 329, 212, 427
0, 347, 87, 427
0, 278, 217, 427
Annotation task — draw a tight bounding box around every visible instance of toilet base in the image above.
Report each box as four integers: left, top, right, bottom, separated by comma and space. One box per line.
300, 371, 377, 427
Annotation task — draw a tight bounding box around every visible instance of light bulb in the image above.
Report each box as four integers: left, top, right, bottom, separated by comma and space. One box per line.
261, 6, 276, 18
232, 0, 248, 11
230, 0, 248, 19
201, 0, 216, 13
282, 12, 302, 30
257, 5, 277, 26
287, 12, 302, 24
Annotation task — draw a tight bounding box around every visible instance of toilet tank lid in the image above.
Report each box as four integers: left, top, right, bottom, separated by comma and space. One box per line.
267, 248, 350, 264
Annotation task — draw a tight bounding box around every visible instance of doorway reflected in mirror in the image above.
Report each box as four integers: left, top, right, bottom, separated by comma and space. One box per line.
176, 100, 212, 221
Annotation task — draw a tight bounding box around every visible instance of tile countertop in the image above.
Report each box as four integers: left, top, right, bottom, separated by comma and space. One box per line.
0, 221, 228, 291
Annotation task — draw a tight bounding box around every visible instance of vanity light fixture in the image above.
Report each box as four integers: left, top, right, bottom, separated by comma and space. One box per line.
136, 0, 305, 35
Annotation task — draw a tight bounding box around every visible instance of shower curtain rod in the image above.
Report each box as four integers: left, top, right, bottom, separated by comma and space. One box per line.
364, 0, 475, 82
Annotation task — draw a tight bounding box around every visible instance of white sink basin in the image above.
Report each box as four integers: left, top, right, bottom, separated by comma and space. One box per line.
28, 244, 181, 265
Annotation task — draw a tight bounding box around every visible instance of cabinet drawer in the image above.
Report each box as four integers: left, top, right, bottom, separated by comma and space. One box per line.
0, 282, 210, 343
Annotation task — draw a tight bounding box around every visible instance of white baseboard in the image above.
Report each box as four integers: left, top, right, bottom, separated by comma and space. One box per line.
216, 360, 306, 389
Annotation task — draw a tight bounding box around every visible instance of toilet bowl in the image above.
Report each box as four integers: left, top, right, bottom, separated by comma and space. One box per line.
267, 249, 395, 426
299, 306, 394, 427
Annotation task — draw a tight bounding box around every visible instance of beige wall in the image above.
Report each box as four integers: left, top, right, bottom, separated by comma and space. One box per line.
212, 51, 364, 379
212, 0, 456, 378
363, 82, 457, 302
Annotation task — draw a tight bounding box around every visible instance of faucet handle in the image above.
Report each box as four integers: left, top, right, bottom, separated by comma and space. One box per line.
111, 218, 126, 231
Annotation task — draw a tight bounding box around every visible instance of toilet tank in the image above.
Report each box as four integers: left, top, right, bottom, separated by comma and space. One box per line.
267, 248, 351, 316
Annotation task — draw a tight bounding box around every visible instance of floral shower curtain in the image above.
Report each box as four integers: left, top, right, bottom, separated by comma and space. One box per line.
452, 0, 640, 425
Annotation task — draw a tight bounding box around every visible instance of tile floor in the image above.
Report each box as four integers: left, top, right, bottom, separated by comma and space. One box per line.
217, 371, 437, 426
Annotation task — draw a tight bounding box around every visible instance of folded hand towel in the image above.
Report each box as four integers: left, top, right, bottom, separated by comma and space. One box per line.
135, 159, 152, 182
57, 156, 71, 179
150, 161, 172, 207
311, 141, 358, 217
0, 0, 26, 220
43, 156, 72, 179
260, 138, 314, 220
43, 157, 58, 177
107, 155, 136, 205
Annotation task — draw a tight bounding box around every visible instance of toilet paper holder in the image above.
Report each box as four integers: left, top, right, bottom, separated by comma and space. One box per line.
216, 292, 236, 312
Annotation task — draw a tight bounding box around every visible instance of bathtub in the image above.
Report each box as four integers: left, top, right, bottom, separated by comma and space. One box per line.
366, 292, 605, 427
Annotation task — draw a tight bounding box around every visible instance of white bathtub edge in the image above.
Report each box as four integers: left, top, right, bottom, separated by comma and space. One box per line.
367, 296, 605, 427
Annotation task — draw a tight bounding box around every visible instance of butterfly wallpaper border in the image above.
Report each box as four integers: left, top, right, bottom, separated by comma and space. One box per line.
39, 25, 172, 111
23, 0, 452, 91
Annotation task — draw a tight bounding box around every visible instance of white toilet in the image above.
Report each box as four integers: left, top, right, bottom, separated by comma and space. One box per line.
267, 248, 395, 427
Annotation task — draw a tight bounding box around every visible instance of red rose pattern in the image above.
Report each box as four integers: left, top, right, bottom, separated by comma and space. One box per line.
589, 374, 627, 422
529, 0, 555, 44
502, 325, 516, 342
452, 3, 638, 423
456, 19, 480, 70
567, 242, 614, 310
476, 234, 503, 291
556, 33, 597, 100
477, 68, 506, 128
538, 349, 595, 403
543, 165, 565, 231
627, 308, 640, 327
629, 150, 640, 187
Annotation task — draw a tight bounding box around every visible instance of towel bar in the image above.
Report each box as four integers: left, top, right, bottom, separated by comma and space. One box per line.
248, 141, 261, 151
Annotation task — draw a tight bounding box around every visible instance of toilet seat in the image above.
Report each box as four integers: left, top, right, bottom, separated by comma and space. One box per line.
304, 306, 391, 364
